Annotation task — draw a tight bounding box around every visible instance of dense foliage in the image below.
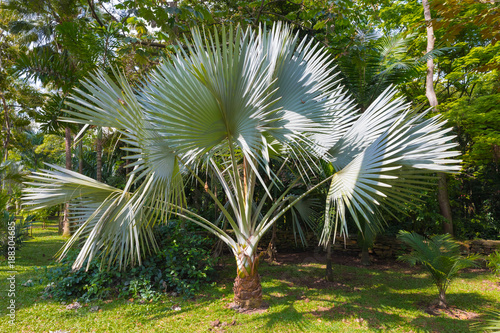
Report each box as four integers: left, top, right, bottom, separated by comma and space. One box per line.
0, 0, 498, 290
0, 210, 32, 258
38, 223, 217, 302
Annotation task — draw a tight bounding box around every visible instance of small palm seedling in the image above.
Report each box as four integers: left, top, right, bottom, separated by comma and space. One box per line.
487, 251, 500, 276
397, 231, 478, 308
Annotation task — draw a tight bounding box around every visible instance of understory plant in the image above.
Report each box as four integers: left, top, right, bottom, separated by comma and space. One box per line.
487, 251, 500, 276
24, 23, 460, 309
39, 223, 216, 301
397, 231, 478, 308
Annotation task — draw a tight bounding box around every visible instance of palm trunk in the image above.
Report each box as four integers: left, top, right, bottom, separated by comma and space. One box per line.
325, 241, 333, 281
266, 222, 277, 262
233, 249, 263, 308
422, 0, 454, 235
360, 245, 371, 266
78, 140, 83, 174
233, 271, 263, 309
437, 289, 447, 308
62, 126, 72, 237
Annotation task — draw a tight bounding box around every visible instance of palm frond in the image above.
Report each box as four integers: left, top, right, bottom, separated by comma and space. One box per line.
321, 88, 461, 244
327, 87, 410, 170
23, 163, 188, 270
13, 46, 79, 91
288, 195, 321, 246
417, 47, 455, 63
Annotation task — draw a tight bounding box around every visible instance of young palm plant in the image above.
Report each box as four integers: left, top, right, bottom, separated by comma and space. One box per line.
397, 231, 477, 308
23, 24, 461, 309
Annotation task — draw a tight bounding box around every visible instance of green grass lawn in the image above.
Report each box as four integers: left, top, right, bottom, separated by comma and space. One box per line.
0, 226, 499, 332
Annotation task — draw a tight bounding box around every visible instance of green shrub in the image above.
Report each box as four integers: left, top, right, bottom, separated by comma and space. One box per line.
39, 222, 217, 302
0, 211, 33, 258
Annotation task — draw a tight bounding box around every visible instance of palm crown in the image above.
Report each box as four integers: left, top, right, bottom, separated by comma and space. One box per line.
23, 23, 461, 308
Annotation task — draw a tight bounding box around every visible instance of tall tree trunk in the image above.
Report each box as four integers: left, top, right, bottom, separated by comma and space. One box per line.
422, 0, 454, 235
62, 126, 72, 237
78, 140, 83, 174
233, 247, 262, 308
423, 0, 439, 108
1, 91, 11, 165
438, 175, 454, 234
96, 127, 102, 182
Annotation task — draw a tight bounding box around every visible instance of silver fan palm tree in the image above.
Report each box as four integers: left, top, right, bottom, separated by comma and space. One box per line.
23, 23, 461, 309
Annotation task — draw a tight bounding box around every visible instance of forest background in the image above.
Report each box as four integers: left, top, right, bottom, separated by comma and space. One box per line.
0, 0, 499, 242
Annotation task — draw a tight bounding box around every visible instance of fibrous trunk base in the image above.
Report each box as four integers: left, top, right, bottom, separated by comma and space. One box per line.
233, 273, 263, 309
437, 290, 447, 309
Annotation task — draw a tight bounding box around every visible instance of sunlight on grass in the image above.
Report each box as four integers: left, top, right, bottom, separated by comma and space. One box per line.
0, 228, 499, 332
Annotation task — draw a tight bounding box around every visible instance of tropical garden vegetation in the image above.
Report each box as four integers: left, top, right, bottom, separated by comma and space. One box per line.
0, 0, 499, 331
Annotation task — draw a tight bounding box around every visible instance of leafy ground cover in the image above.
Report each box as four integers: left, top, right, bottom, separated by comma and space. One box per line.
0, 226, 499, 332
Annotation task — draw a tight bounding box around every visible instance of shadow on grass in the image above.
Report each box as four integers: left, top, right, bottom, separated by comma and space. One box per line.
3, 232, 499, 332
236, 261, 500, 332
29, 229, 62, 238
247, 281, 493, 332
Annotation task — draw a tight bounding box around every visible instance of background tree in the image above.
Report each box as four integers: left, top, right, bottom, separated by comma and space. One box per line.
378, 0, 500, 238
422, 0, 454, 235
5, 0, 128, 234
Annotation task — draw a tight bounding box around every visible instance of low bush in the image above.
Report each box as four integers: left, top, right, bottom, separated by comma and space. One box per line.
38, 222, 217, 302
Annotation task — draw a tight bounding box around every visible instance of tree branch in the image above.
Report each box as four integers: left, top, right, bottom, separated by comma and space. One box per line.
254, 0, 266, 27
87, 0, 106, 28
132, 40, 167, 49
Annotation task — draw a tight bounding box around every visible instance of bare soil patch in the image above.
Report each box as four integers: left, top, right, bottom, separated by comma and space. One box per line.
224, 302, 269, 315
424, 304, 480, 320
272, 250, 411, 271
